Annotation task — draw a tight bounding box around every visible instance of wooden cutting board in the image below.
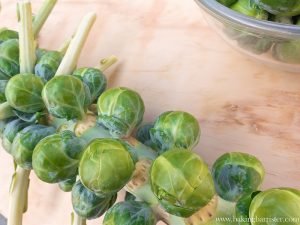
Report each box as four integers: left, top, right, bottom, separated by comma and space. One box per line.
0, 0, 300, 224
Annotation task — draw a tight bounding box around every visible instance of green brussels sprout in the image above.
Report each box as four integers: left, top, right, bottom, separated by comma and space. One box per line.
36, 48, 49, 60
42, 75, 89, 120
0, 117, 16, 138
73, 67, 107, 103
150, 149, 215, 217
0, 102, 15, 120
12, 110, 45, 123
272, 18, 300, 63
97, 87, 145, 137
231, 0, 269, 20
32, 131, 86, 183
59, 176, 76, 192
212, 152, 265, 202
0, 39, 20, 80
72, 180, 117, 219
150, 111, 200, 154
103, 201, 157, 225
5, 73, 45, 113
10, 124, 55, 170
273, 40, 300, 64
135, 123, 154, 148
236, 35, 273, 55
217, 0, 238, 7
249, 188, 300, 225
79, 138, 135, 196
235, 191, 261, 225
0, 80, 8, 103
2, 118, 32, 153
35, 51, 63, 82
0, 28, 18, 44
226, 0, 272, 55
254, 0, 300, 16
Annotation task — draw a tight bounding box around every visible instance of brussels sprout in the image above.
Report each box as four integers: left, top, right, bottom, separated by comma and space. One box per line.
42, 75, 88, 120
12, 110, 45, 123
135, 123, 154, 148
0, 80, 8, 103
5, 73, 45, 113
212, 152, 265, 202
36, 48, 49, 60
103, 201, 156, 225
254, 0, 300, 16
150, 111, 200, 154
59, 176, 76, 192
2, 118, 32, 153
0, 117, 16, 138
0, 102, 14, 120
236, 35, 273, 55
79, 138, 135, 196
32, 130, 86, 183
217, 0, 237, 7
235, 191, 261, 225
72, 180, 117, 219
273, 41, 300, 64
249, 188, 300, 225
97, 87, 145, 137
226, 0, 272, 55
0, 39, 20, 80
0, 28, 18, 44
150, 149, 215, 217
35, 51, 63, 82
10, 124, 55, 169
272, 18, 300, 63
231, 0, 269, 20
73, 67, 107, 103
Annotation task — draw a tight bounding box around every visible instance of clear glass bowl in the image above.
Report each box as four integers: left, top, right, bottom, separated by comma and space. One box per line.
194, 0, 300, 72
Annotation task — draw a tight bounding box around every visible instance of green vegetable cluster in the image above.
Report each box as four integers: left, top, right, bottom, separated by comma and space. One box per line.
1, 1, 299, 225
217, 0, 300, 63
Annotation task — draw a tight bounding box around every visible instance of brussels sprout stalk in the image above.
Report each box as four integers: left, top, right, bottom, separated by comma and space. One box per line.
99, 55, 118, 72
18, 1, 36, 74
7, 2, 35, 225
72, 213, 86, 225
32, 0, 57, 37
59, 38, 72, 56
55, 12, 96, 75
8, 168, 30, 225
50, 115, 216, 225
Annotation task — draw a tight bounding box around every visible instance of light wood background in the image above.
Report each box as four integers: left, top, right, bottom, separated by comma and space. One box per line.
0, 0, 300, 224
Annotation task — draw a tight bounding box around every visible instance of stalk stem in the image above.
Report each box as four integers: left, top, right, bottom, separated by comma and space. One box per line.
72, 213, 86, 225
59, 38, 71, 56
8, 168, 30, 225
7, 2, 35, 225
55, 12, 96, 75
33, 0, 57, 37
18, 1, 36, 74
99, 55, 118, 72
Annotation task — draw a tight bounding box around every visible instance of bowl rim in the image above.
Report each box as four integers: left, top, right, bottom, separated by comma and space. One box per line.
194, 0, 300, 38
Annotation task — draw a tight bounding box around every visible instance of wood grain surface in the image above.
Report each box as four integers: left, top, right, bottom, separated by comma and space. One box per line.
0, 0, 300, 225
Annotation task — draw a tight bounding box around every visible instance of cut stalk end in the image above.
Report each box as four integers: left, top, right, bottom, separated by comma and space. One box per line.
33, 0, 57, 37
18, 1, 36, 73
55, 12, 97, 76
99, 55, 118, 72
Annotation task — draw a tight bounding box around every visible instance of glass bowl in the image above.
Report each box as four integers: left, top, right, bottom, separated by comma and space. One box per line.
194, 0, 300, 73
